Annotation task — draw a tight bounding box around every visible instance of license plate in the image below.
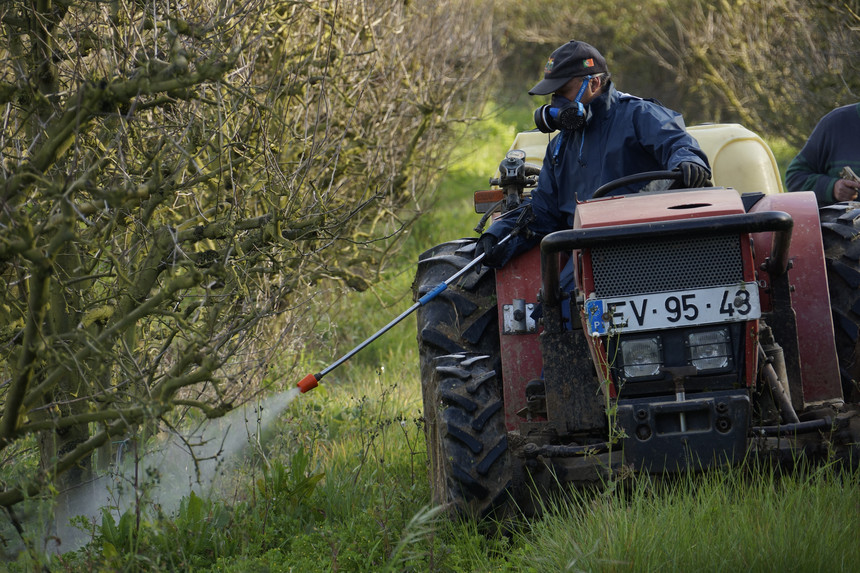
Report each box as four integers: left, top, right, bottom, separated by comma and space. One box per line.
585, 283, 760, 336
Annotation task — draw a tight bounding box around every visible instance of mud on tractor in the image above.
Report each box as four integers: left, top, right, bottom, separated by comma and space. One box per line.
412, 124, 860, 517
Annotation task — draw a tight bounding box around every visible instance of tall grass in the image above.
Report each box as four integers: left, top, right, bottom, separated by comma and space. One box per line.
524, 464, 860, 572
16, 103, 860, 573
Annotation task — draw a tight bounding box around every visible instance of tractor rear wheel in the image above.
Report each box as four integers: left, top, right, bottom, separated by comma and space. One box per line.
819, 203, 860, 403
412, 240, 512, 517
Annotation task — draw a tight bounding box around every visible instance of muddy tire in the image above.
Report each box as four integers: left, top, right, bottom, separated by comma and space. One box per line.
413, 240, 501, 378
412, 240, 512, 517
819, 203, 860, 403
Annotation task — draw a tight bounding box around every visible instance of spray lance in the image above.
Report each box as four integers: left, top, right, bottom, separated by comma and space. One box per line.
297, 204, 535, 393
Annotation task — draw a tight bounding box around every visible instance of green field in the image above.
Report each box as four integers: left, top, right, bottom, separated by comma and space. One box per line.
11, 105, 860, 572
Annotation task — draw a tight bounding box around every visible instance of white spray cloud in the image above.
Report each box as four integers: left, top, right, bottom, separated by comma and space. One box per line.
54, 387, 302, 553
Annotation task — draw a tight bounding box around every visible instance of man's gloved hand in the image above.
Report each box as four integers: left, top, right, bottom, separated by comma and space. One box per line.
676, 161, 710, 188
474, 234, 505, 269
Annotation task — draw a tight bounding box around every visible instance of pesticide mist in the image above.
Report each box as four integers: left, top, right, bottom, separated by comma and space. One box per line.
55, 387, 302, 553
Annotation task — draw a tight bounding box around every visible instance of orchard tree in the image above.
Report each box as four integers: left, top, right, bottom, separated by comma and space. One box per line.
0, 0, 492, 513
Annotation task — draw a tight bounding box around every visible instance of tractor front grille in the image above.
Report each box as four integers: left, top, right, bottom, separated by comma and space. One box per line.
590, 235, 743, 298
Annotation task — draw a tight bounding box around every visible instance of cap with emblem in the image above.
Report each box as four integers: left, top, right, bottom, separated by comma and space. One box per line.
529, 41, 608, 95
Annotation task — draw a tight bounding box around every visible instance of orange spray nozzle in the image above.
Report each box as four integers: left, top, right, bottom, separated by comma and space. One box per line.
297, 373, 320, 393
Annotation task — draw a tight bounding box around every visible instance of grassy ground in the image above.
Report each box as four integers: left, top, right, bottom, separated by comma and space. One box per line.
11, 105, 860, 572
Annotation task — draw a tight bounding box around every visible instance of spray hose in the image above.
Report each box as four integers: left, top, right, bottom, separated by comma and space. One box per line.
297, 206, 533, 393
296, 282, 452, 393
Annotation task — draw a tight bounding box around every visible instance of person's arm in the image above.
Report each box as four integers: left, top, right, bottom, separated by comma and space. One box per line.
785, 150, 838, 203
632, 103, 711, 176
785, 107, 860, 205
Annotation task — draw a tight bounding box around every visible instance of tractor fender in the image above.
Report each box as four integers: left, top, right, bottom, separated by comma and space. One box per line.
494, 247, 544, 430
748, 191, 842, 405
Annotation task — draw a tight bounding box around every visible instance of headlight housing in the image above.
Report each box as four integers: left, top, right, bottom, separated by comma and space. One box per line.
620, 336, 663, 379
687, 328, 732, 371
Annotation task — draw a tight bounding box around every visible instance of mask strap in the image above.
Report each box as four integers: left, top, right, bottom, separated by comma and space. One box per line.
574, 75, 592, 105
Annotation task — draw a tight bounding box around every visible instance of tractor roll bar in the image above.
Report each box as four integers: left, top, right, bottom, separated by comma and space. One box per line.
540, 210, 794, 308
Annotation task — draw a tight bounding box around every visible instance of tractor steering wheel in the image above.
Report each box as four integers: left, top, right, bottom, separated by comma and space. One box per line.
591, 170, 684, 199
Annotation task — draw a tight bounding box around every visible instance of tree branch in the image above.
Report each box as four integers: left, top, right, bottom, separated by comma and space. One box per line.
21, 271, 200, 409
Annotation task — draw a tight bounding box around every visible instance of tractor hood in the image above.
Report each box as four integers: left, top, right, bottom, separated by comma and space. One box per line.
574, 188, 746, 229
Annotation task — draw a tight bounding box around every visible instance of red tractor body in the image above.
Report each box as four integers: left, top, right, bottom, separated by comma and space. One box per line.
414, 125, 859, 517
497, 189, 843, 434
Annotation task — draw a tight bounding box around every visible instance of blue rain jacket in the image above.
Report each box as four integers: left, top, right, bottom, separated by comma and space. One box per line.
485, 83, 710, 265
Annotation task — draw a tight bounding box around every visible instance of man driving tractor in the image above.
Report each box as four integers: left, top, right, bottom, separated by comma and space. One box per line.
476, 40, 711, 286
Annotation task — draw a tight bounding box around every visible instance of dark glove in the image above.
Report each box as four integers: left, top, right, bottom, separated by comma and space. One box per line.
474, 234, 506, 269
676, 161, 710, 188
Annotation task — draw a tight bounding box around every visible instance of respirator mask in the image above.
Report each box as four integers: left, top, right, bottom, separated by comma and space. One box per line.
533, 75, 591, 133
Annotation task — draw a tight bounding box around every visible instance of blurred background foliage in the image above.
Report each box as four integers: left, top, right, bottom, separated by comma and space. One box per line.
494, 0, 859, 146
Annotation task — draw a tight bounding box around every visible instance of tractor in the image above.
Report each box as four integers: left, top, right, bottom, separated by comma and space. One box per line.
412, 123, 860, 517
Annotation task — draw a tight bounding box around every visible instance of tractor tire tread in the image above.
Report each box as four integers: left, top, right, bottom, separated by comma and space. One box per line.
414, 241, 511, 518
820, 203, 860, 402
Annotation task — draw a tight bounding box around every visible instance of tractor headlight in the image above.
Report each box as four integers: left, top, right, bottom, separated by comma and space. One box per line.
620, 336, 663, 379
687, 328, 731, 371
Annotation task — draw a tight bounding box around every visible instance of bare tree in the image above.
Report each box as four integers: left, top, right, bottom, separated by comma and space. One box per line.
0, 0, 493, 513
648, 0, 860, 145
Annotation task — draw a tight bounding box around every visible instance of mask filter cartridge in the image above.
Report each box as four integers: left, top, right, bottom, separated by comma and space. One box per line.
532, 76, 591, 133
